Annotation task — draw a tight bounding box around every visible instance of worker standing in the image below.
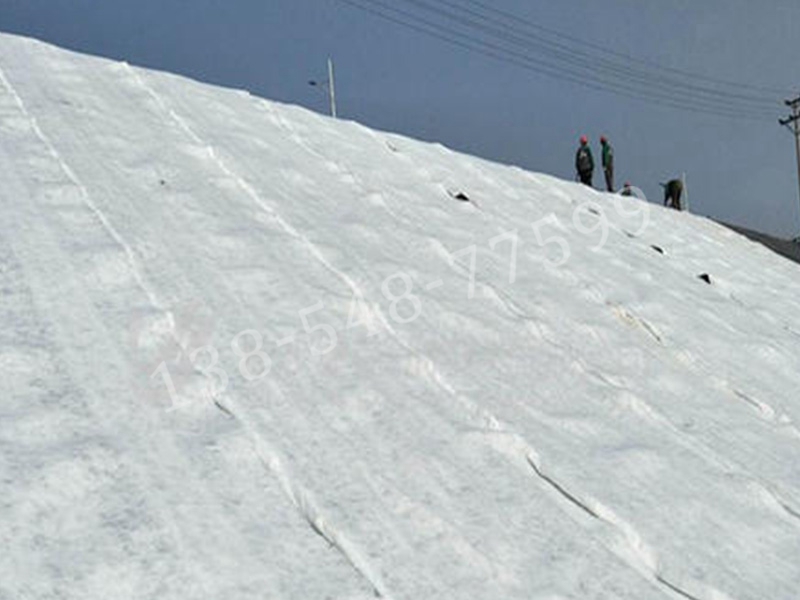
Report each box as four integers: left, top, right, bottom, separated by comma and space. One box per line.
575, 135, 594, 187
600, 136, 614, 192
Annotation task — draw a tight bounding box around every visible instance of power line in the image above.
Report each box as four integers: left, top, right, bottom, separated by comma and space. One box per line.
335, 0, 774, 119
372, 0, 777, 115
408, 0, 778, 109
459, 0, 790, 97
336, 0, 776, 121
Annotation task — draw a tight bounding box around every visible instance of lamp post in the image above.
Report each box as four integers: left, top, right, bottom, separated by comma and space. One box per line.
309, 57, 337, 118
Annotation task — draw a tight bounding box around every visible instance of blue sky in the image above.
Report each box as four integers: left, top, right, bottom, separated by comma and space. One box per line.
3, 0, 800, 237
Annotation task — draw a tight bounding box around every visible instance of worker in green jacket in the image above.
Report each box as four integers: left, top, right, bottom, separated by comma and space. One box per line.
601, 136, 614, 192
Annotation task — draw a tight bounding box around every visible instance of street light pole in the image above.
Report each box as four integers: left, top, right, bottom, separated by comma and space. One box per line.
328, 57, 337, 119
309, 58, 338, 119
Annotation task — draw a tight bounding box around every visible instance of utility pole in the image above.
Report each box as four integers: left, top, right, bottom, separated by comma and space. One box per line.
780, 95, 800, 225
309, 57, 337, 118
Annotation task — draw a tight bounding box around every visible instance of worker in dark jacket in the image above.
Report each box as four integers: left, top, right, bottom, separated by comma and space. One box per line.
661, 178, 684, 210
575, 135, 594, 186
620, 181, 633, 197
600, 136, 614, 192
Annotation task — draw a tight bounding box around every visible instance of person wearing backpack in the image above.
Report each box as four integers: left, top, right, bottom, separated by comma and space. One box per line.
575, 135, 594, 186
600, 136, 614, 192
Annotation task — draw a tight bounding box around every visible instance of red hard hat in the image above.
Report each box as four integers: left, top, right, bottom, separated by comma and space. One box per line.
600, 135, 607, 143
580, 135, 588, 144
